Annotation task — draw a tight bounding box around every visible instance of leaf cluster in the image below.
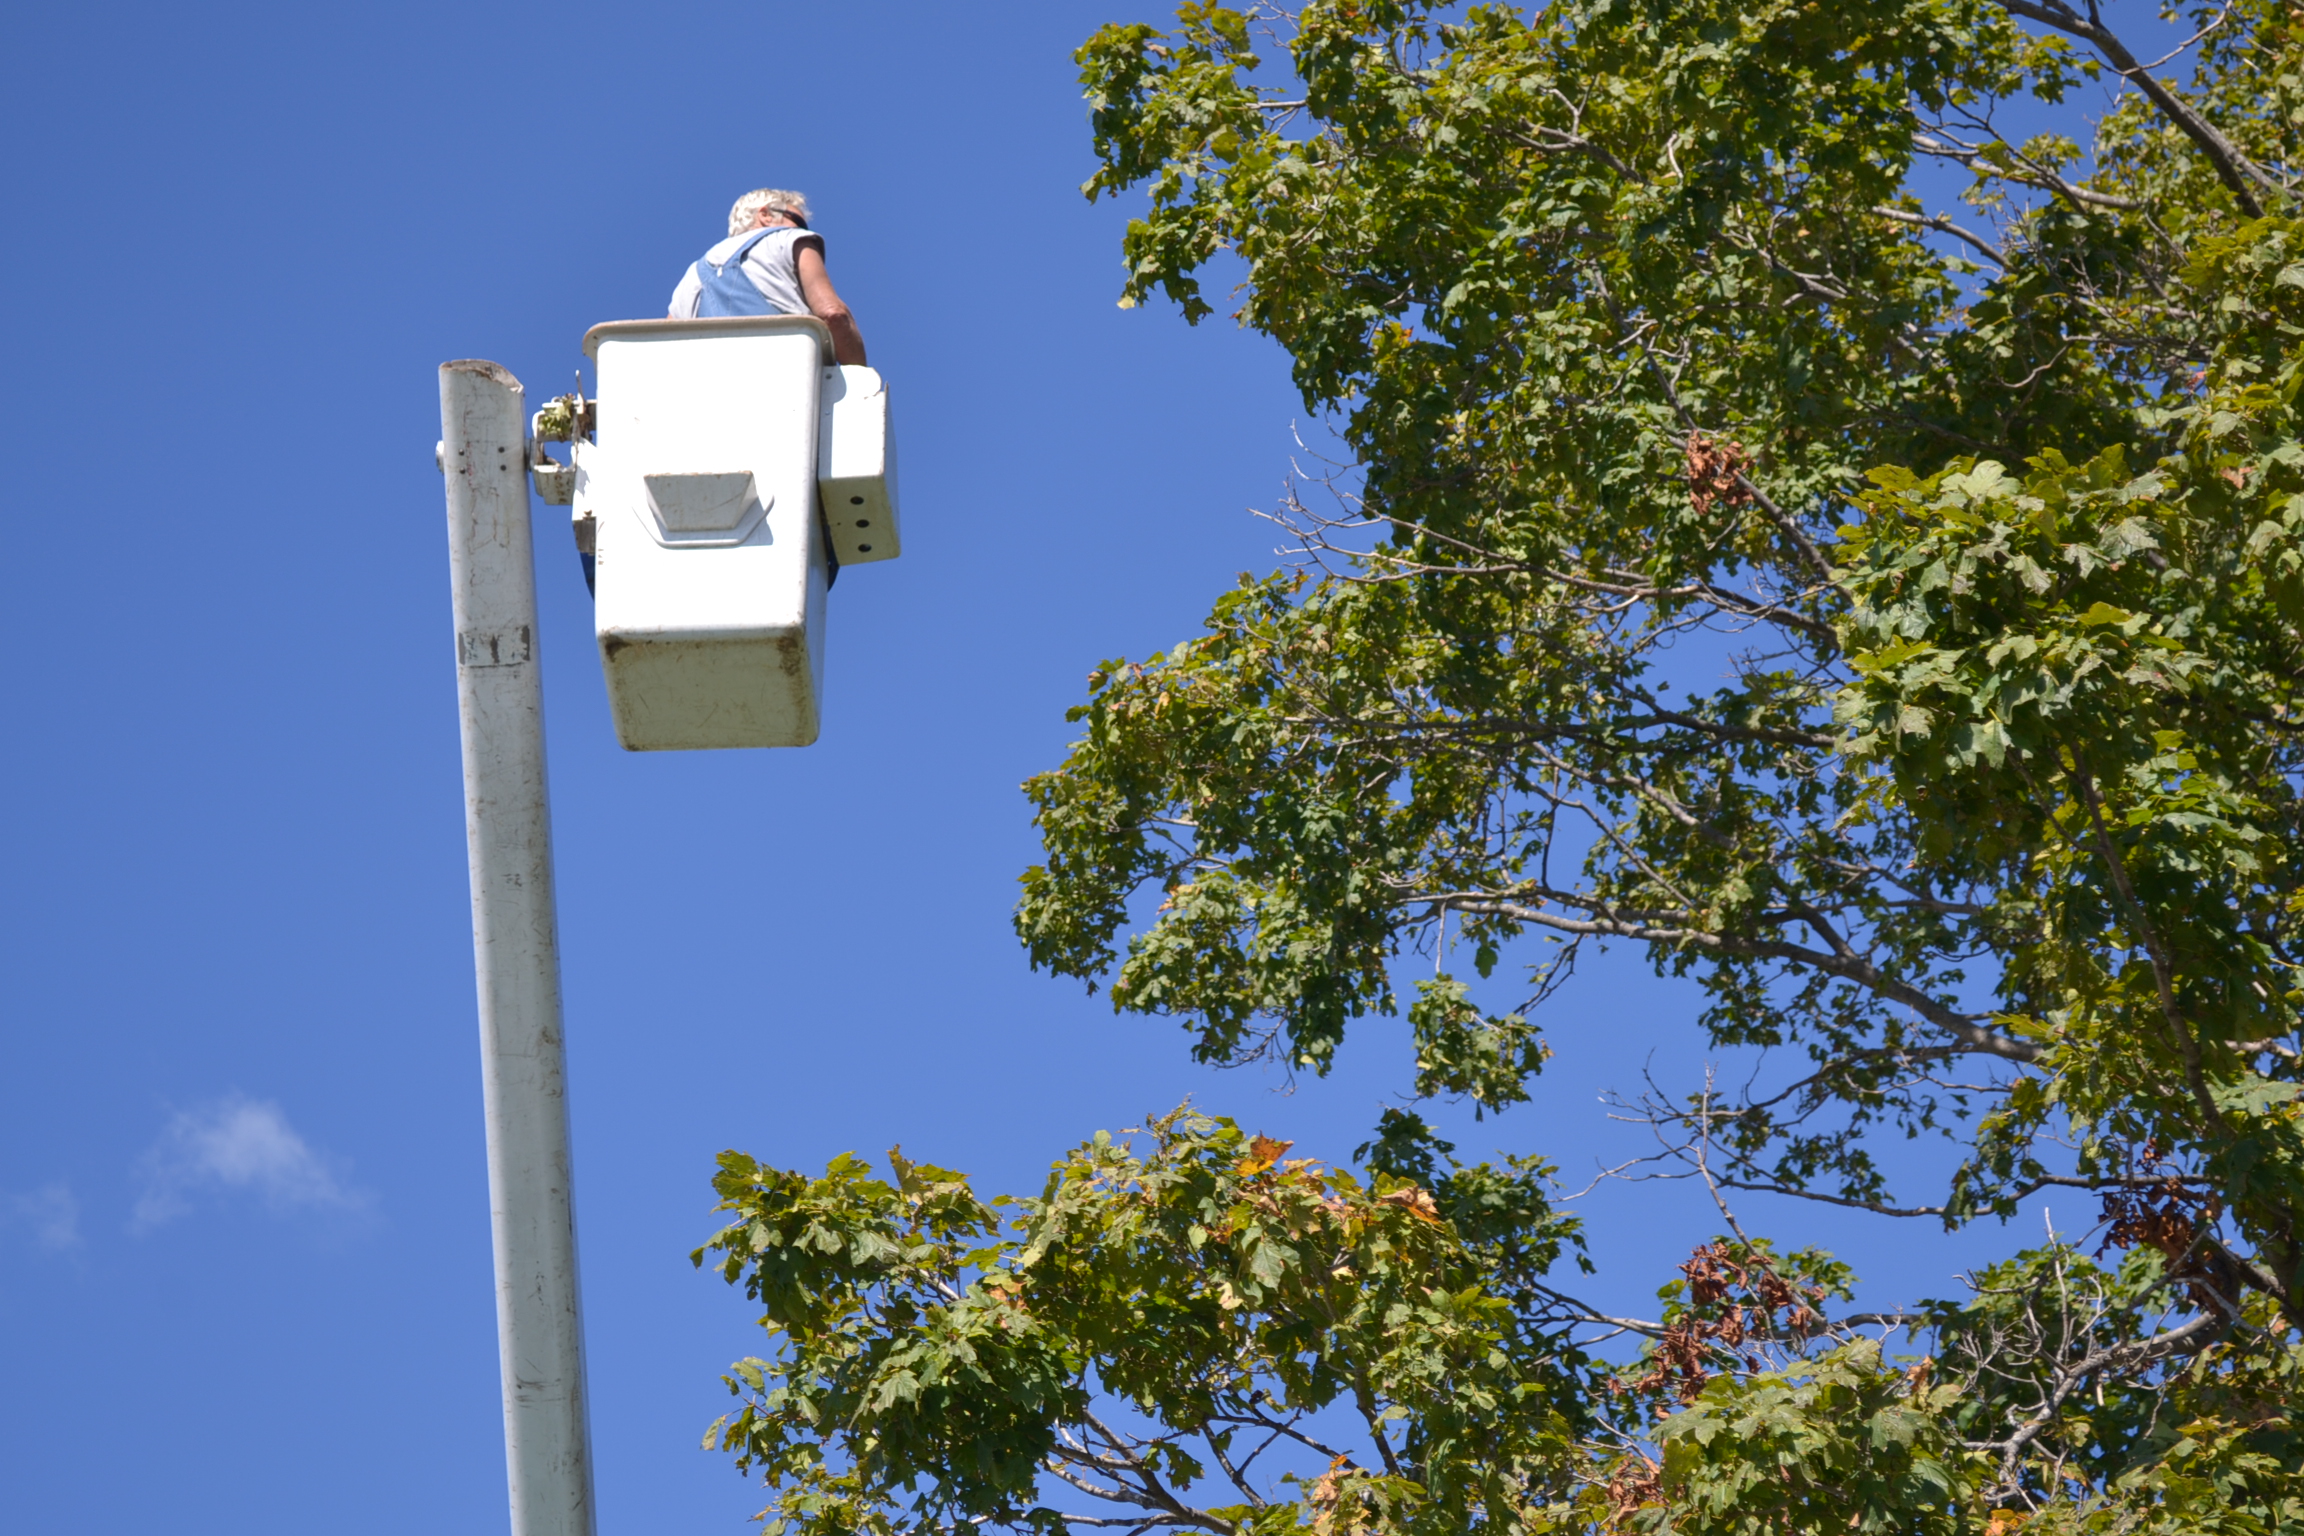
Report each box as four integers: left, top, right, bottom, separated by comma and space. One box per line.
695, 1108, 1591, 1536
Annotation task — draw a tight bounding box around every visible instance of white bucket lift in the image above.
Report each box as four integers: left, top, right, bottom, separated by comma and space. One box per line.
555, 315, 899, 751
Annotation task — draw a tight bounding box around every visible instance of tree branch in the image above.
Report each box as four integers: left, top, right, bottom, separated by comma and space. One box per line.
1431, 890, 2042, 1062
1873, 204, 2010, 269
1719, 1170, 2219, 1220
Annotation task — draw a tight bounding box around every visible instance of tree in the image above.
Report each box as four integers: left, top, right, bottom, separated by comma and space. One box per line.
703, 2, 2304, 1530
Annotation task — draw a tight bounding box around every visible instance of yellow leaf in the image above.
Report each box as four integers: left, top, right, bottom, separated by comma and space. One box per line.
1377, 1187, 1443, 1223
1236, 1134, 1294, 1176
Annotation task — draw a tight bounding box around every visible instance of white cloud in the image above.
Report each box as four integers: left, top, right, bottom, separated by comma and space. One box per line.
5, 1183, 81, 1252
132, 1095, 368, 1231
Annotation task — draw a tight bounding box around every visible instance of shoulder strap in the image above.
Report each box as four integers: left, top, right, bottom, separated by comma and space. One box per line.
708, 228, 780, 274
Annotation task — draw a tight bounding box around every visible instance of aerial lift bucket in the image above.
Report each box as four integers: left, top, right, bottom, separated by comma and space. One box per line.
554, 315, 900, 751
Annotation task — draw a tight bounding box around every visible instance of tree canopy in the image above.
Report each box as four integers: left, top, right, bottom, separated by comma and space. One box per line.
702, 3, 2304, 1531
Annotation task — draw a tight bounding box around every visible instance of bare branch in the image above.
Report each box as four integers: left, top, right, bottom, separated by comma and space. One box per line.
1719, 1170, 2220, 1220
1912, 132, 2142, 209
1983, 1309, 2229, 1470
1993, 0, 2274, 215
1874, 204, 2010, 269
1429, 888, 2042, 1062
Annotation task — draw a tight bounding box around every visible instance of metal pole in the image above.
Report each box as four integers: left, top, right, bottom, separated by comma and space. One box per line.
439, 359, 598, 1536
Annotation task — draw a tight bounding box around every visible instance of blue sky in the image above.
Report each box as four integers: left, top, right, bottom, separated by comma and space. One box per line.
0, 4, 2124, 1532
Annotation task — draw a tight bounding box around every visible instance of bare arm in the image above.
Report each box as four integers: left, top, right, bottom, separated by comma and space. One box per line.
793, 239, 866, 366
667, 262, 703, 319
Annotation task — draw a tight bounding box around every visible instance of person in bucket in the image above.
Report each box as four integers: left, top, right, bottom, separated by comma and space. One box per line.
668, 188, 867, 366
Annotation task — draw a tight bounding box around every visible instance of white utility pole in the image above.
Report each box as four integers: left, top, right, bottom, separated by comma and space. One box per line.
438, 359, 598, 1536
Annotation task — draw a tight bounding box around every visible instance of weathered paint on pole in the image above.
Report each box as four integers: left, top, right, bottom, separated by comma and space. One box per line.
439, 359, 598, 1536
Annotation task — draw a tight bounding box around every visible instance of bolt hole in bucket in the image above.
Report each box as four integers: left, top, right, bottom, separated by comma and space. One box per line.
817, 361, 901, 569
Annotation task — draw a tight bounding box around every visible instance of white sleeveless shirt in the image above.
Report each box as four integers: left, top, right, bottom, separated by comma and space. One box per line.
666, 226, 818, 318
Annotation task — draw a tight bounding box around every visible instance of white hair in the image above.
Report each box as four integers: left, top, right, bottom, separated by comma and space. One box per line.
727, 188, 813, 236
